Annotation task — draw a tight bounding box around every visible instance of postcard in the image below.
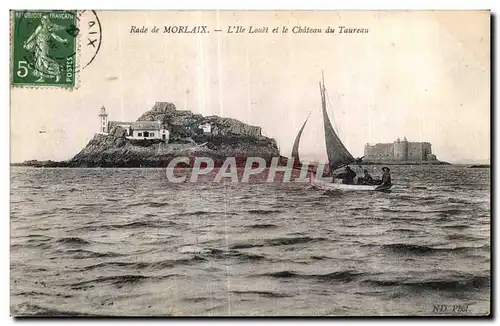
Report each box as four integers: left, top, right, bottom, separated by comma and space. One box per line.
10, 10, 490, 316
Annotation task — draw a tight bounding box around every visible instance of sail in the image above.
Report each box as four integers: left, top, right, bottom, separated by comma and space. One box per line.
291, 115, 309, 165
320, 82, 356, 171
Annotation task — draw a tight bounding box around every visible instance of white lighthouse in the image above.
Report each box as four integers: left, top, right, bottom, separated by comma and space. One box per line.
99, 106, 108, 134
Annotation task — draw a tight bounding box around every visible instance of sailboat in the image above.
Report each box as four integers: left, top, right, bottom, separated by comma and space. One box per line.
296, 74, 392, 191
291, 114, 310, 167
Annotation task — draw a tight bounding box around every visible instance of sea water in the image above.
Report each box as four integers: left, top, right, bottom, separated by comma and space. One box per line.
10, 165, 490, 316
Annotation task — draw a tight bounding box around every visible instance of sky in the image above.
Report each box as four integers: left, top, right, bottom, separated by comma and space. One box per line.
10, 10, 490, 164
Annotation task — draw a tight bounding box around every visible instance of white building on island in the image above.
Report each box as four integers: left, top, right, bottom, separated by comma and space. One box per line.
98, 106, 108, 134
108, 121, 134, 136
98, 106, 170, 142
128, 121, 169, 141
199, 122, 212, 134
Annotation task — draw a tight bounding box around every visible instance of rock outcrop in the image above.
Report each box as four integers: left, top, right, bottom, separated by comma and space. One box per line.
69, 102, 280, 167
136, 102, 263, 142
11, 160, 69, 167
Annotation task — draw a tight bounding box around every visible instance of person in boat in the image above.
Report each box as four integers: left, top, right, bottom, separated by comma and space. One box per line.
380, 167, 392, 186
342, 166, 357, 184
362, 169, 374, 185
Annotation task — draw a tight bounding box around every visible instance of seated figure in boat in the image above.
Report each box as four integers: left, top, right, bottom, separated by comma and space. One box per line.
373, 167, 392, 186
342, 166, 357, 184
381, 167, 392, 186
361, 169, 374, 185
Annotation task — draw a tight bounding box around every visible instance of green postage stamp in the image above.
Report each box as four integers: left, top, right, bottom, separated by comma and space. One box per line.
11, 10, 78, 88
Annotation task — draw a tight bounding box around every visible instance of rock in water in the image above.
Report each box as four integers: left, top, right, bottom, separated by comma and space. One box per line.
69, 102, 280, 167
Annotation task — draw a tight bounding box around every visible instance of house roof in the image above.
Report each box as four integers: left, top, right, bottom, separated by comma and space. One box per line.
131, 121, 162, 130
108, 121, 134, 128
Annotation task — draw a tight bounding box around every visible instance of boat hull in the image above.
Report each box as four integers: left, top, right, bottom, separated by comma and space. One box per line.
310, 174, 392, 191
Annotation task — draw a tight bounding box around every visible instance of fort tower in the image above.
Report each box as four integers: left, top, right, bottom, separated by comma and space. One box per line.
393, 137, 408, 161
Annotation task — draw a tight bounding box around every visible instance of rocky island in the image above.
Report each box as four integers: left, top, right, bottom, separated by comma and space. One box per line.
67, 102, 283, 168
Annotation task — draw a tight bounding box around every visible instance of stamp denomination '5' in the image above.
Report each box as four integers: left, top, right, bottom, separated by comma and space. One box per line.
11, 10, 77, 88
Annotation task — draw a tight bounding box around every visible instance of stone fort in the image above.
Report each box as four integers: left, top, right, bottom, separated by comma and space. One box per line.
364, 137, 438, 162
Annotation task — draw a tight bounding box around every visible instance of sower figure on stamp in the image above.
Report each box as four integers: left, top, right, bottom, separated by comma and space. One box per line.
23, 15, 68, 83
